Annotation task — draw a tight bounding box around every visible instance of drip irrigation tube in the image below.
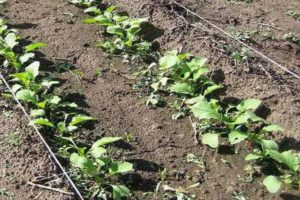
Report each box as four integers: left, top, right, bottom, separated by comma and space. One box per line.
169, 0, 300, 79
0, 74, 84, 200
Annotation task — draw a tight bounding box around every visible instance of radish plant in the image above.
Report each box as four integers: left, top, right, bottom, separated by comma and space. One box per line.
70, 137, 133, 199
187, 96, 300, 192
282, 32, 300, 46
0, 19, 133, 199
187, 97, 282, 148
287, 10, 300, 20
83, 6, 123, 25
143, 50, 222, 119
0, 31, 22, 70
154, 50, 222, 96
55, 113, 96, 134
68, 0, 97, 7
0, 20, 46, 71
11, 61, 44, 91
101, 17, 151, 57
247, 141, 300, 193
72, 2, 153, 61
68, 1, 300, 195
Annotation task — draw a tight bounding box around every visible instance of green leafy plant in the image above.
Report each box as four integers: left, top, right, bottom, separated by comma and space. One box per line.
84, 6, 124, 25
162, 184, 198, 200
70, 137, 133, 199
283, 32, 300, 46
54, 113, 96, 134
79, 3, 153, 61
69, 0, 97, 7
0, 18, 133, 200
0, 20, 46, 71
231, 30, 256, 42
247, 143, 300, 193
11, 61, 43, 91
99, 14, 150, 58
187, 96, 300, 192
31, 111, 96, 135
230, 47, 253, 65
286, 10, 300, 20
146, 50, 222, 111
141, 50, 223, 121
0, 31, 22, 70
188, 97, 281, 148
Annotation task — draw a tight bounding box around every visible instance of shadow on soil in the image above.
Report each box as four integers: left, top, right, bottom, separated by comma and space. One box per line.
121, 173, 158, 191
141, 22, 164, 43
279, 137, 300, 151
211, 69, 225, 84
120, 159, 161, 192
129, 159, 161, 172
218, 145, 235, 155
9, 22, 38, 29
64, 92, 91, 108
280, 193, 300, 200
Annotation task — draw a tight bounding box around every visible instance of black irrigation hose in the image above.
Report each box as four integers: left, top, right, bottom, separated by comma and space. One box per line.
0, 74, 85, 200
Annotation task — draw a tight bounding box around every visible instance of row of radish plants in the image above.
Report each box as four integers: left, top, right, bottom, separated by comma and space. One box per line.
69, 0, 300, 196
0, 18, 134, 199
0, 0, 298, 199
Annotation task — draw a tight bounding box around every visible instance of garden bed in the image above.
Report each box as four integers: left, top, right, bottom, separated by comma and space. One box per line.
0, 0, 299, 199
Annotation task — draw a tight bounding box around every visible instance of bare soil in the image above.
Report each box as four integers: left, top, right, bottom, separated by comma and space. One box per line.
0, 99, 73, 200
1, 0, 299, 200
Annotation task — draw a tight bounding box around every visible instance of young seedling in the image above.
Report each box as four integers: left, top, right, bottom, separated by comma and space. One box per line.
231, 30, 256, 42
230, 47, 253, 66
0, 21, 46, 71
101, 17, 152, 60
4, 132, 22, 146
232, 191, 246, 200
69, 0, 97, 7
11, 61, 44, 91
0, 18, 133, 200
70, 137, 133, 199
187, 97, 281, 148
0, 32, 22, 70
247, 142, 300, 193
146, 50, 222, 113
286, 10, 300, 20
163, 184, 198, 200
80, 3, 153, 61
282, 32, 300, 46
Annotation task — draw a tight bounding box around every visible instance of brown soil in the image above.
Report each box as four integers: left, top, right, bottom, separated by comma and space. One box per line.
1, 0, 299, 200
177, 0, 300, 72
106, 0, 300, 137
0, 99, 73, 200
